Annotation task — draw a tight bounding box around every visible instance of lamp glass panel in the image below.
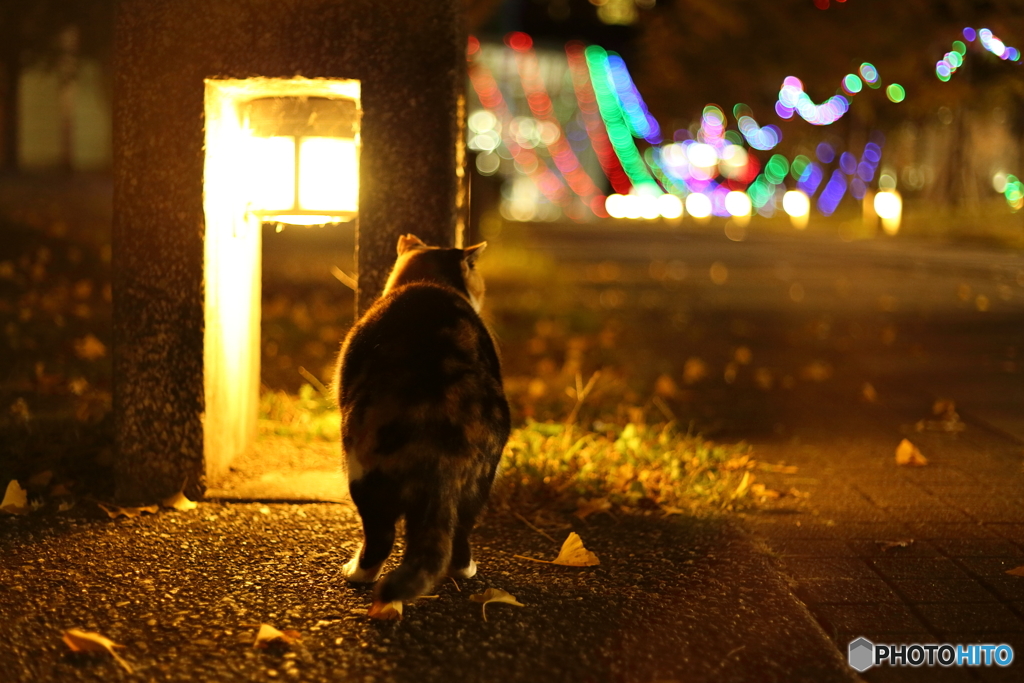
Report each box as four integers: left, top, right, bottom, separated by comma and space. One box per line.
298, 137, 359, 212
247, 136, 295, 211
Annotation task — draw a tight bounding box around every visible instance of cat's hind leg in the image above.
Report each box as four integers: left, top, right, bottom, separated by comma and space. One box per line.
449, 470, 495, 579
343, 470, 402, 584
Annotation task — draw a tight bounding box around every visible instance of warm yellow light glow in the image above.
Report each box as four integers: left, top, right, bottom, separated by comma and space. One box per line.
685, 193, 712, 220
299, 137, 359, 212
725, 191, 752, 221
247, 136, 295, 211
874, 189, 902, 235
638, 194, 661, 220
657, 193, 684, 220
203, 77, 360, 484
605, 193, 627, 218
783, 190, 810, 229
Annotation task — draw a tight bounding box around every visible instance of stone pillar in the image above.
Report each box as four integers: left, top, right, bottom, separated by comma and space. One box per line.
112, 0, 464, 504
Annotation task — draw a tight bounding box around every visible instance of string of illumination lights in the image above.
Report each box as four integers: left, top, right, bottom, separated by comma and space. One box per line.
565, 42, 633, 195
583, 44, 662, 194
937, 27, 1021, 81
508, 33, 608, 218
466, 38, 571, 209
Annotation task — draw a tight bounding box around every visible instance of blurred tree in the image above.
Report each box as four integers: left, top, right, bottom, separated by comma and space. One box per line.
0, 0, 113, 172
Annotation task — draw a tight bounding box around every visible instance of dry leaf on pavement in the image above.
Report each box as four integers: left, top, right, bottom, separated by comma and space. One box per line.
161, 489, 198, 511
253, 624, 302, 648
1, 480, 30, 515
878, 539, 915, 552
515, 532, 600, 567
469, 588, 525, 622
62, 628, 133, 673
1006, 566, 1024, 578
367, 600, 403, 620
97, 502, 160, 519
895, 439, 927, 466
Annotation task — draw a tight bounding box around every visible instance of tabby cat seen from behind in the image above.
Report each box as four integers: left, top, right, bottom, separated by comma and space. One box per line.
336, 234, 511, 607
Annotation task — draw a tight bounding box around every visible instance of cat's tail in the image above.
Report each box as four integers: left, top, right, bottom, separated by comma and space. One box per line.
375, 477, 458, 603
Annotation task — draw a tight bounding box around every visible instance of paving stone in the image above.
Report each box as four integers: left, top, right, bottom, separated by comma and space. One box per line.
830, 522, 917, 540
766, 538, 854, 557
905, 523, 1000, 540
933, 539, 1024, 558
796, 577, 902, 604
986, 525, 1024, 544
920, 602, 1024, 635
957, 557, 1024, 578
848, 539, 943, 558
981, 577, 1024, 602
890, 579, 1002, 604
871, 557, 971, 580
783, 556, 876, 580
812, 602, 930, 637
884, 506, 979, 524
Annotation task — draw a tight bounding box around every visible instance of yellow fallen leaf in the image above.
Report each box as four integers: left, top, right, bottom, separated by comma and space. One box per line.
862, 382, 877, 402
1, 480, 30, 515
1006, 566, 1024, 577
553, 533, 600, 566
161, 489, 198, 511
733, 470, 751, 498
367, 600, 403, 620
515, 532, 600, 567
97, 502, 159, 519
469, 588, 525, 622
895, 439, 927, 466
62, 628, 133, 673
253, 624, 302, 648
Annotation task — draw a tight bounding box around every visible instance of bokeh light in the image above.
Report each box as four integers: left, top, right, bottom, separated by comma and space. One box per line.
782, 190, 810, 229
685, 193, 712, 219
725, 191, 752, 218
886, 84, 906, 103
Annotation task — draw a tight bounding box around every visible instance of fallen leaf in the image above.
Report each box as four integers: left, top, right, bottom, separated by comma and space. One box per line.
253, 624, 302, 648
1006, 566, 1024, 577
862, 382, 877, 402
73, 334, 107, 360
574, 497, 612, 521
515, 532, 600, 567
757, 462, 799, 474
97, 502, 159, 519
62, 628, 133, 673
367, 600, 403, 620
878, 539, 915, 552
1, 480, 30, 515
895, 439, 928, 467
161, 489, 198, 511
469, 588, 525, 622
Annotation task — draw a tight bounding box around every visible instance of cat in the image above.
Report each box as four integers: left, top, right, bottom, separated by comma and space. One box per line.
335, 233, 511, 607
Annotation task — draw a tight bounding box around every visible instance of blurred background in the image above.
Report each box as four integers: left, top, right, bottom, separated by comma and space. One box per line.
1, 0, 1023, 493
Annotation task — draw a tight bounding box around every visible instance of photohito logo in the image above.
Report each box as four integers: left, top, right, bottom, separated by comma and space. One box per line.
848, 638, 1014, 672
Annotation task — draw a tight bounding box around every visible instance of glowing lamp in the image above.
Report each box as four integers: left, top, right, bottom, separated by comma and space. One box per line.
782, 190, 810, 229
243, 95, 360, 226
874, 189, 902, 235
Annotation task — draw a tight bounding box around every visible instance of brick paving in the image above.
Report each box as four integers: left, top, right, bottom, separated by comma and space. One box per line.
744, 382, 1024, 682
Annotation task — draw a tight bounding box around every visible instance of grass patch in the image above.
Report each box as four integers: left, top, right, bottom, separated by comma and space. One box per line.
500, 420, 758, 514
259, 385, 764, 513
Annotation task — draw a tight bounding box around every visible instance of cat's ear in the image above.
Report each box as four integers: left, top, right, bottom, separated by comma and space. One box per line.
463, 242, 487, 267
396, 234, 428, 255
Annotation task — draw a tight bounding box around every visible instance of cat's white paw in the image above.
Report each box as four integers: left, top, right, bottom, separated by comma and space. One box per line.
341, 551, 384, 583
449, 559, 477, 579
